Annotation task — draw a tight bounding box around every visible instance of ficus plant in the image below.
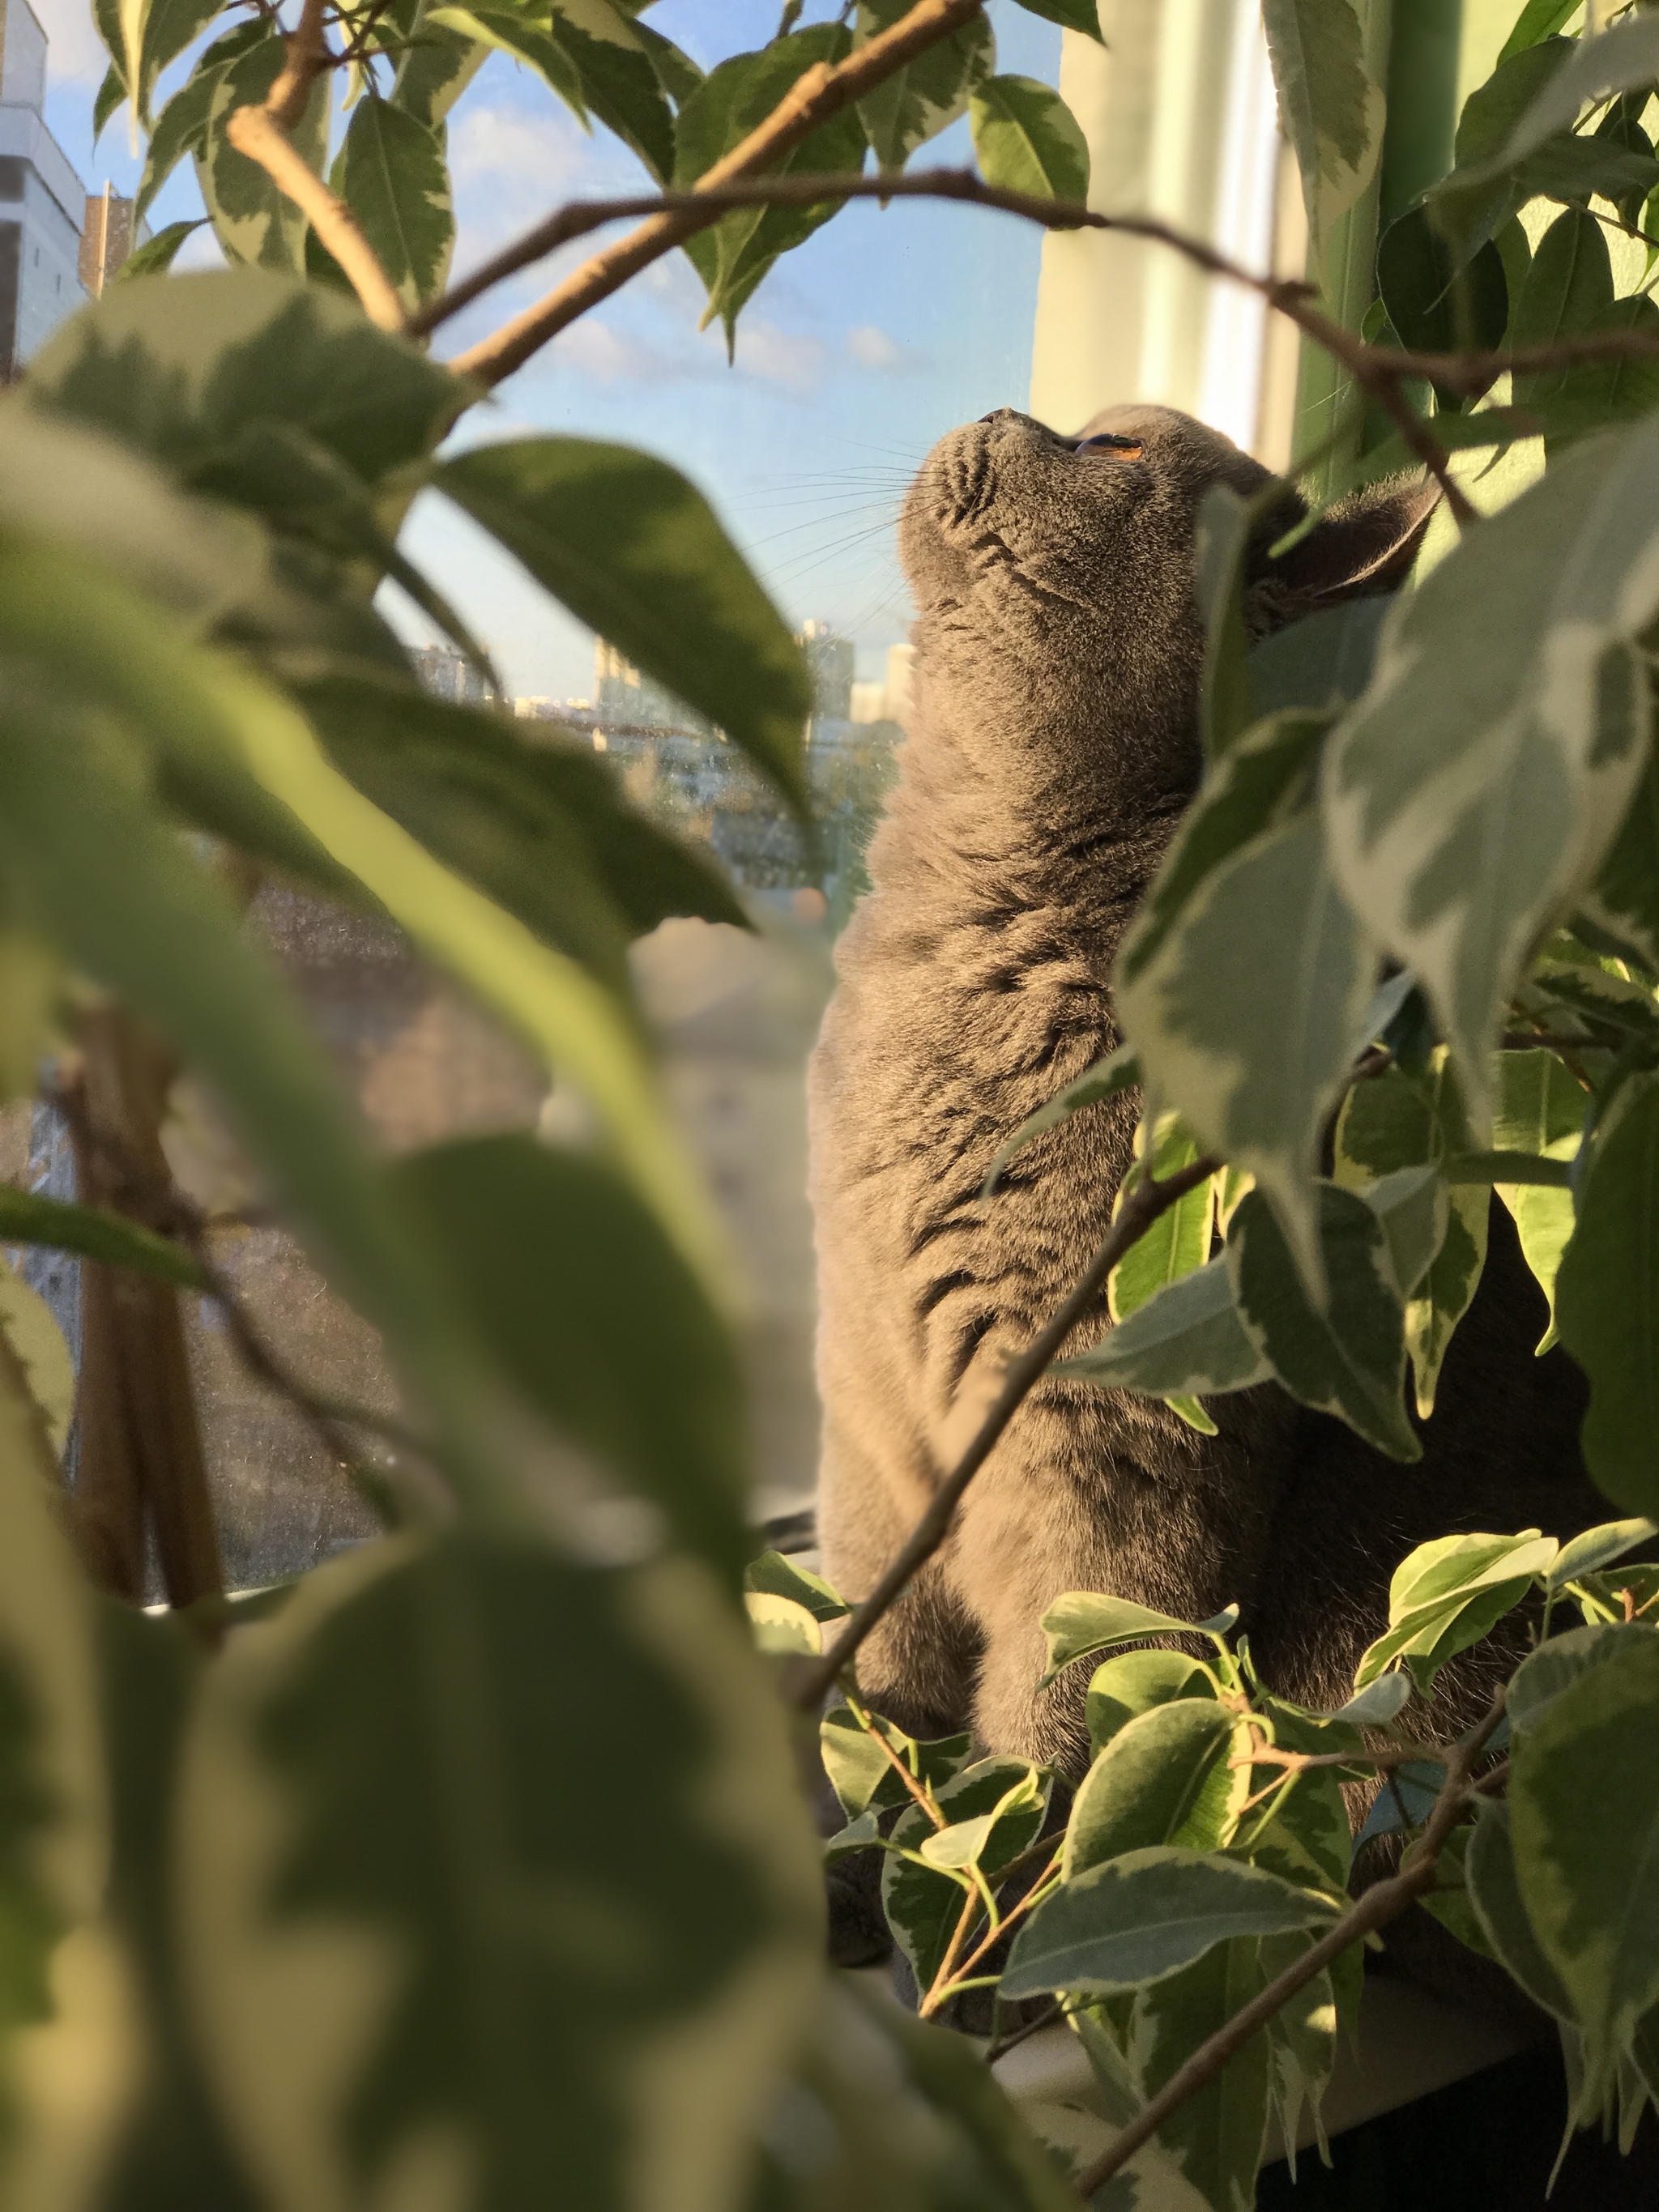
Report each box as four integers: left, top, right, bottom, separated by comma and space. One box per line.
2, 0, 1659, 2206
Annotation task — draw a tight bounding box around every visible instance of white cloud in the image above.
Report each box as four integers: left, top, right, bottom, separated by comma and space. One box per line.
847, 322, 924, 373
557, 317, 697, 386
32, 0, 109, 89
731, 318, 828, 395
446, 100, 589, 258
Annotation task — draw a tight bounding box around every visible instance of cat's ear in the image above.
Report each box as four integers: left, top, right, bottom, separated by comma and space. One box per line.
1243, 475, 1439, 630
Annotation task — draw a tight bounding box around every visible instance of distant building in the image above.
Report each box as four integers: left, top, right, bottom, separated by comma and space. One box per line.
0, 0, 86, 380
79, 181, 140, 295
850, 644, 915, 732
411, 642, 489, 705
593, 639, 711, 735
800, 618, 854, 722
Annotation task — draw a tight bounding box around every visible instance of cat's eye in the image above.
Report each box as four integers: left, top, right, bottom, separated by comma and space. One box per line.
1077, 433, 1143, 459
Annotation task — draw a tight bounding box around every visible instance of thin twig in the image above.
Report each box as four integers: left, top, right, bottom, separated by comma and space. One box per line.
446, 0, 990, 385
792, 1154, 1221, 1712
1073, 1691, 1508, 2197
842, 1687, 948, 1828
985, 1996, 1066, 2063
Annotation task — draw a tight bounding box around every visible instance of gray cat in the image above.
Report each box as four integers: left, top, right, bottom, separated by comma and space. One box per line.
808, 403, 1601, 1783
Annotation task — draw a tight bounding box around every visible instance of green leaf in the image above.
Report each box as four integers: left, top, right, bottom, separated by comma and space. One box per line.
1120, 784, 1374, 1298
390, 1, 488, 127
1375, 205, 1508, 406
1107, 1114, 1213, 1330
92, 1604, 257, 2206
1324, 424, 1659, 1132
969, 75, 1089, 201
177, 1530, 822, 2212
1511, 206, 1614, 414
1260, 0, 1386, 269
1248, 599, 1390, 721
855, 0, 993, 175
552, 0, 679, 181
1129, 1938, 1273, 2211
1353, 1530, 1558, 1691
197, 32, 331, 274
0, 1268, 71, 1460
335, 96, 454, 310
673, 29, 862, 342
1548, 1517, 1659, 1592
26, 268, 468, 488
1002, 1848, 1341, 2001
1122, 712, 1329, 982
1085, 1650, 1218, 1762
747, 1591, 820, 1656
758, 1975, 1081, 2212
1226, 1183, 1420, 1462
134, 0, 224, 119
1581, 733, 1659, 971
300, 671, 745, 963
435, 438, 810, 812
1509, 1622, 1659, 1737
1337, 1051, 1487, 1416
0, 1348, 112, 2179
393, 1135, 748, 1582
744, 1549, 849, 1624
1041, 1592, 1239, 1687
1509, 1631, 1659, 2096
1329, 1672, 1414, 1726
882, 1760, 1047, 1996
1056, 1255, 1270, 1405
1486, 15, 1659, 174
1557, 1071, 1659, 1517
117, 218, 208, 281
1491, 1046, 1582, 1348
1499, 0, 1580, 63
818, 1709, 971, 1822
1571, 1565, 1659, 1626
94, 59, 128, 138
1063, 1702, 1244, 1877
981, 1042, 1139, 1194
1466, 1800, 1576, 2022
1008, 0, 1102, 39
0, 1186, 208, 1290
134, 20, 269, 222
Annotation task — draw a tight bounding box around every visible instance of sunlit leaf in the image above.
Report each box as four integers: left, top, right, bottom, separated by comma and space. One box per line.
855, 0, 993, 175
1003, 1848, 1339, 2001
969, 75, 1089, 201
1085, 1651, 1218, 1762
335, 96, 454, 310
1509, 1633, 1659, 2098
1324, 425, 1659, 1131
178, 1532, 822, 2212
197, 36, 331, 274
1261, 0, 1385, 269
1557, 1072, 1659, 1517
1041, 1592, 1238, 1688
394, 1136, 748, 1581
882, 1760, 1047, 1997
1063, 1702, 1244, 1877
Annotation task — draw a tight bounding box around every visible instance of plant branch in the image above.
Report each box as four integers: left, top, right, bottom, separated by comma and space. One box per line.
445, 0, 989, 385
842, 1687, 948, 1827
226, 104, 407, 332
792, 1153, 1221, 1712
1073, 1690, 1508, 2198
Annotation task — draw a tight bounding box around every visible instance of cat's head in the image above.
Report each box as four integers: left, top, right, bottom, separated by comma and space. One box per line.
898, 403, 1435, 788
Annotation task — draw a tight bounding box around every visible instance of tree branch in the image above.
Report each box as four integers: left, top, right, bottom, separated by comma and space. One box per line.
226, 104, 408, 333
791, 1153, 1221, 1713
446, 0, 990, 386
427, 166, 1659, 518
1073, 1691, 1509, 2199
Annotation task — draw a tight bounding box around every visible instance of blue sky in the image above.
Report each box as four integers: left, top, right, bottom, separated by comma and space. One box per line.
34, 0, 1061, 699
